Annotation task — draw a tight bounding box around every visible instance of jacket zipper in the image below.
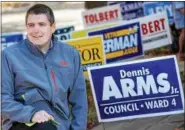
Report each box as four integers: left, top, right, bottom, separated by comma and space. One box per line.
42, 52, 56, 106
51, 69, 58, 92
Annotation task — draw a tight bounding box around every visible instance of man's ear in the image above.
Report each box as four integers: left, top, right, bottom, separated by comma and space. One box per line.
51, 23, 56, 33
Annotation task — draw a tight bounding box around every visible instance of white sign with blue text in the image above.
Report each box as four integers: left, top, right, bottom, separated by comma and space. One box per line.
143, 2, 174, 25
88, 55, 184, 122
1, 33, 25, 50
108, 1, 144, 20
54, 26, 75, 41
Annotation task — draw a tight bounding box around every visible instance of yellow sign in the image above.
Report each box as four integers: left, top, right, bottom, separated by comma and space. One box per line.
66, 36, 106, 78
71, 24, 115, 39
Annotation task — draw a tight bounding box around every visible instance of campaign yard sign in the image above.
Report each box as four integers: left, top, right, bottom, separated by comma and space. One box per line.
143, 2, 174, 25
54, 26, 75, 41
88, 55, 184, 122
88, 22, 144, 63
89, 12, 172, 53
1, 33, 24, 50
65, 36, 106, 78
139, 12, 172, 50
82, 4, 122, 28
108, 1, 144, 20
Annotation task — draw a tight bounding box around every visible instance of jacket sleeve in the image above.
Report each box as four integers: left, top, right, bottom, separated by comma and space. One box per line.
69, 49, 88, 130
1, 50, 37, 123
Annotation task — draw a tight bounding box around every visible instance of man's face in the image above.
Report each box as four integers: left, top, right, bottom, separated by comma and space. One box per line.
26, 14, 55, 46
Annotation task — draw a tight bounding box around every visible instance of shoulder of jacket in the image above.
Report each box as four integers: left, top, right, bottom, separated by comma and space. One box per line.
2, 40, 25, 54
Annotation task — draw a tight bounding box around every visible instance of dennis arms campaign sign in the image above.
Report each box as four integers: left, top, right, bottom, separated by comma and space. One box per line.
88, 55, 184, 122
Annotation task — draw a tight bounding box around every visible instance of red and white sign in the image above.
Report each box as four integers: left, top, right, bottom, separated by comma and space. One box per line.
82, 5, 122, 28
141, 18, 165, 36
139, 12, 172, 51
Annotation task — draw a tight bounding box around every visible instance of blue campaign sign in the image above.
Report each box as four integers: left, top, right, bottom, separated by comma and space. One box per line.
54, 26, 75, 41
88, 55, 184, 122
143, 2, 174, 24
88, 22, 144, 63
108, 2, 144, 20
1, 33, 24, 50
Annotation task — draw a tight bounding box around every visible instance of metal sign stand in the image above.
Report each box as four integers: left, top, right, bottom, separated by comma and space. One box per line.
102, 123, 106, 130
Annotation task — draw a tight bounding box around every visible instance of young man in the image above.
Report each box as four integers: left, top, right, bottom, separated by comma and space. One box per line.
172, 2, 185, 61
2, 4, 87, 130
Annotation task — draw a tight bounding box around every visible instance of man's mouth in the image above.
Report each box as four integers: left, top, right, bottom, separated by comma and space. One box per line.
32, 35, 43, 38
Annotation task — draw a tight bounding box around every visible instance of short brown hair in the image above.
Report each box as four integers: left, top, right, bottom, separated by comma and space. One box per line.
25, 4, 55, 25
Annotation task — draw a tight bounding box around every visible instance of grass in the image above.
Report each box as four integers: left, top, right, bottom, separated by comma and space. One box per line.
86, 80, 99, 130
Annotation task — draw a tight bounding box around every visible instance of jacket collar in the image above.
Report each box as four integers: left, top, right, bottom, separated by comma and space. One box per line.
25, 35, 57, 56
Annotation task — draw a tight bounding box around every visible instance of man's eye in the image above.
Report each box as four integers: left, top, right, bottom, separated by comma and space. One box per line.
28, 24, 34, 27
39, 23, 46, 26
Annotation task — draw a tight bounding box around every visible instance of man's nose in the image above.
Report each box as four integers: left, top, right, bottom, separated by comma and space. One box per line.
33, 25, 40, 32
